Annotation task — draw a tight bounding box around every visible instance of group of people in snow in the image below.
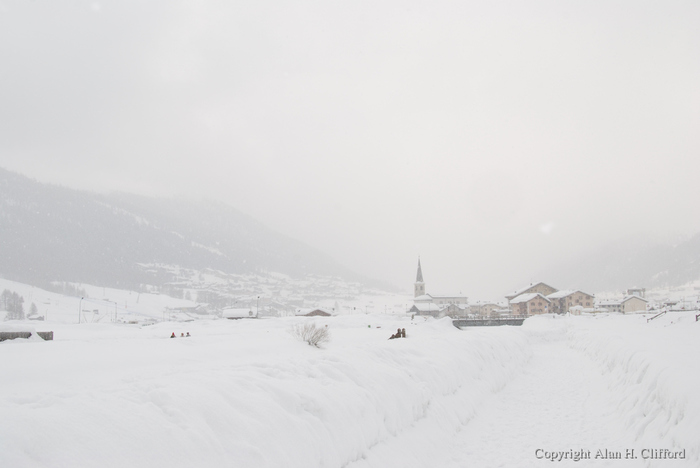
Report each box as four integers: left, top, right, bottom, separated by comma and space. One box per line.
389, 328, 406, 339
170, 332, 190, 338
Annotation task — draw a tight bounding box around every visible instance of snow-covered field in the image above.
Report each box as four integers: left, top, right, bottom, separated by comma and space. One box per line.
1, 312, 698, 468
0, 278, 199, 323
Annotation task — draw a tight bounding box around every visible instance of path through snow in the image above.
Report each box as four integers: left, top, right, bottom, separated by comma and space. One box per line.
439, 339, 639, 467
351, 316, 696, 468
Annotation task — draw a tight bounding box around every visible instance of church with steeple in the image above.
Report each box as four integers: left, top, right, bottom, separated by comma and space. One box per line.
409, 258, 469, 317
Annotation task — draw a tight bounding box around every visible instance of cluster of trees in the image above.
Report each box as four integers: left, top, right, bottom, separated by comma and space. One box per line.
196, 290, 229, 309
44, 282, 87, 298
0, 290, 38, 320
1, 290, 25, 320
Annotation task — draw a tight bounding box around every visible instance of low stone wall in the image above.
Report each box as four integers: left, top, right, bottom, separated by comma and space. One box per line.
0, 331, 54, 342
453, 318, 525, 328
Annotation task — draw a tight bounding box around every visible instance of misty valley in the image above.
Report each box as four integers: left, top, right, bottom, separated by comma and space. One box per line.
1, 1, 699, 464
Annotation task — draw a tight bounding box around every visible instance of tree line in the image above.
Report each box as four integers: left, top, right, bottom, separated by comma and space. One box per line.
1, 289, 25, 320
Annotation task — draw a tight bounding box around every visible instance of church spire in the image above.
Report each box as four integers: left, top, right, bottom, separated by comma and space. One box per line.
414, 257, 425, 297
416, 258, 424, 282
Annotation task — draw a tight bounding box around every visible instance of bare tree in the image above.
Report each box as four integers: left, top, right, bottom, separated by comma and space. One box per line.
290, 322, 330, 348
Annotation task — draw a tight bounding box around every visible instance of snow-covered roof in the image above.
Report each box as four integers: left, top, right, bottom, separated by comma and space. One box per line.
622, 295, 648, 303
469, 301, 500, 307
222, 308, 256, 318
546, 290, 593, 299
510, 293, 551, 304
430, 293, 468, 299
296, 308, 332, 317
505, 282, 558, 299
411, 303, 443, 312
546, 289, 576, 299
597, 296, 648, 307
414, 294, 433, 301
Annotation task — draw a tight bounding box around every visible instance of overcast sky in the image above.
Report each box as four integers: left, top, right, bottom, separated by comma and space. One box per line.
1, 0, 699, 299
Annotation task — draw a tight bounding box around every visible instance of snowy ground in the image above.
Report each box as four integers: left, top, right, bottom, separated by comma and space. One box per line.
0, 278, 200, 323
1, 312, 698, 468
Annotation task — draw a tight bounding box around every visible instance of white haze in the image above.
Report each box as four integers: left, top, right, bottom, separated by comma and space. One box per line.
1, 0, 699, 299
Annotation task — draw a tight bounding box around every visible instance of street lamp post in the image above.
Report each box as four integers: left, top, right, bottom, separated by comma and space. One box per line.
78, 297, 84, 324
256, 295, 260, 317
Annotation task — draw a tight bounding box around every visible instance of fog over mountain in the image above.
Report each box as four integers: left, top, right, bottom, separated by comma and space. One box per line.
1, 1, 699, 299
537, 234, 700, 295
0, 168, 383, 290
3, 167, 700, 299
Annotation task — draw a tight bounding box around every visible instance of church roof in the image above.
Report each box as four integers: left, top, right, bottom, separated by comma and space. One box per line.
430, 293, 468, 299
414, 294, 433, 302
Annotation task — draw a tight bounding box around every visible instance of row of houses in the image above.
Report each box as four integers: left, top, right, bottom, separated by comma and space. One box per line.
505, 282, 647, 316
409, 259, 649, 318
222, 307, 333, 320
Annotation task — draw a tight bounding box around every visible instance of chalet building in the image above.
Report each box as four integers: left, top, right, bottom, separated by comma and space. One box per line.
411, 258, 468, 317
470, 302, 501, 317
263, 300, 295, 317
442, 303, 468, 318
295, 308, 332, 317
303, 309, 332, 317
505, 282, 558, 301
569, 306, 608, 315
492, 307, 513, 317
596, 299, 622, 313
546, 290, 595, 314
597, 295, 648, 314
408, 302, 445, 318
509, 293, 551, 316
427, 294, 469, 306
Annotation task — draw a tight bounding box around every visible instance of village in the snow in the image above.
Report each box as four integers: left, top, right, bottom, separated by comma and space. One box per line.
2, 258, 700, 468
1, 258, 693, 325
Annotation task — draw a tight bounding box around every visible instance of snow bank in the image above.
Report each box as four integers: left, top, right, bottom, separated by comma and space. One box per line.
0, 322, 46, 341
0, 322, 40, 333
0, 315, 533, 468
567, 313, 700, 467
3, 313, 696, 468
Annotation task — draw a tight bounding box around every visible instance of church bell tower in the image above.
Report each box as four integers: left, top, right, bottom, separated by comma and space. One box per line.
414, 258, 425, 297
